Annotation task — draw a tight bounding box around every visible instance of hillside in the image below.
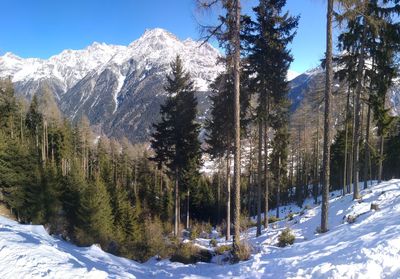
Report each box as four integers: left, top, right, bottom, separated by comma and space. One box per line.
1, 180, 399, 278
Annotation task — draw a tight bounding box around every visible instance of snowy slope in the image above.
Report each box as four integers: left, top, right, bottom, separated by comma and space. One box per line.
1, 180, 400, 278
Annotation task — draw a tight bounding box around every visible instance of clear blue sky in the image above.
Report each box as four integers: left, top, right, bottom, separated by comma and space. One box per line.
0, 0, 327, 73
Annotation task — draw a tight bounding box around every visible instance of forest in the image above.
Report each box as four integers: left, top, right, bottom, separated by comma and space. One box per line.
0, 0, 400, 264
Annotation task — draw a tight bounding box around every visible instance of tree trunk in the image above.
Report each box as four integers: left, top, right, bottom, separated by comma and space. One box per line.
378, 135, 384, 183
248, 131, 253, 218
134, 161, 138, 196
343, 87, 350, 196
257, 119, 263, 236
352, 2, 367, 200
276, 157, 281, 218
321, 0, 333, 233
348, 90, 355, 194
226, 154, 231, 241
263, 117, 269, 229
20, 111, 24, 143
186, 190, 190, 229
174, 168, 179, 237
232, 0, 241, 249
217, 160, 221, 224
363, 101, 371, 189
314, 109, 320, 203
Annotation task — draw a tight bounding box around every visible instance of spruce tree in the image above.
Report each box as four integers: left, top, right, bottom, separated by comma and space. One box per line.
321, 0, 334, 233
74, 176, 114, 248
0, 79, 18, 139
151, 55, 201, 236
244, 0, 298, 236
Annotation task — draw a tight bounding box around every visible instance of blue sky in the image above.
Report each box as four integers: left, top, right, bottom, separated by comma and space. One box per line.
0, 0, 327, 73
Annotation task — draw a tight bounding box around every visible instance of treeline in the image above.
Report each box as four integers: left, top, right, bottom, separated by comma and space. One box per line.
0, 79, 220, 261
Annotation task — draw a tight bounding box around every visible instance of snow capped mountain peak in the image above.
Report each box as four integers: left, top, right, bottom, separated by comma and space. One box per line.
2, 52, 23, 61
133, 28, 179, 44
0, 28, 221, 91
0, 28, 224, 141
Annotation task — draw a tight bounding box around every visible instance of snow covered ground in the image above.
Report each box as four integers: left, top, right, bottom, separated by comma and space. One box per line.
1, 180, 400, 278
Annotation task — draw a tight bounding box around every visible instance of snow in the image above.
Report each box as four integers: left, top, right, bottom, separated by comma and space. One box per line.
0, 28, 222, 99
113, 70, 125, 114
1, 180, 400, 278
287, 70, 300, 81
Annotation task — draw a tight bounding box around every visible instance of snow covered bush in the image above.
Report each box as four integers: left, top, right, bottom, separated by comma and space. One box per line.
269, 216, 280, 223
190, 221, 213, 240
215, 244, 232, 255
209, 238, 217, 247
170, 243, 212, 264
278, 228, 295, 247
232, 241, 251, 262
131, 217, 173, 262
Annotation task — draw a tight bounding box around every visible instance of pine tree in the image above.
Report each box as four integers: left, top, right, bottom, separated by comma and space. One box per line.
0, 138, 39, 222
368, 1, 400, 183
337, 0, 400, 194
26, 95, 43, 151
62, 161, 86, 235
205, 72, 249, 239
74, 176, 114, 248
151, 55, 201, 236
320, 0, 334, 233
0, 79, 19, 139
244, 0, 298, 236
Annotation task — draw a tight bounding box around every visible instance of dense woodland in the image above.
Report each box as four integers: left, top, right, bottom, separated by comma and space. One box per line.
1, 0, 400, 263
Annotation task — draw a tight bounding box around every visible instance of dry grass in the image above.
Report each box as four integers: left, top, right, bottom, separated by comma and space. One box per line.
0, 202, 16, 220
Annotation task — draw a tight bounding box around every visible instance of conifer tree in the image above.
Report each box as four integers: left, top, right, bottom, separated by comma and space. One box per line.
321, 0, 334, 233
0, 79, 18, 139
244, 0, 298, 235
368, 1, 400, 182
337, 0, 400, 194
74, 176, 114, 248
205, 73, 245, 240
151, 55, 201, 236
62, 161, 87, 235
0, 138, 38, 222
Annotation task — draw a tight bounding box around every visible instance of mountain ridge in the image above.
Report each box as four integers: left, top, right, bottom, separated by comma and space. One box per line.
0, 28, 223, 142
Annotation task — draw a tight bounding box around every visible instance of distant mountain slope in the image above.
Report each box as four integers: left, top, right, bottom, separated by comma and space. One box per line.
0, 28, 223, 142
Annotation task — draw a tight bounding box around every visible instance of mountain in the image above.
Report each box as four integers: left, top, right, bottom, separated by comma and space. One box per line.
0, 28, 223, 142
289, 66, 400, 115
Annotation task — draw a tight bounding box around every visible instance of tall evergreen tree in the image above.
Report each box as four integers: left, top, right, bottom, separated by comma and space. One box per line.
337, 0, 400, 195
0, 79, 19, 139
368, 1, 400, 182
74, 176, 114, 248
205, 71, 249, 239
244, 0, 298, 236
321, 0, 334, 233
151, 55, 201, 236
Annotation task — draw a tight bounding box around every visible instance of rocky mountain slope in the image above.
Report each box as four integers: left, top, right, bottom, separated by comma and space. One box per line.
0, 28, 223, 142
